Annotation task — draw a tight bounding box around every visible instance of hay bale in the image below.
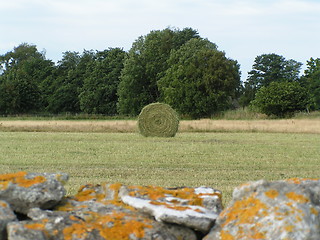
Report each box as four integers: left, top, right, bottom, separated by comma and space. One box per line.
138, 103, 179, 137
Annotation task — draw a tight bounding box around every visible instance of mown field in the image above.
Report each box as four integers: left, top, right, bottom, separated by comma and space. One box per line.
0, 121, 319, 205
1, 118, 320, 133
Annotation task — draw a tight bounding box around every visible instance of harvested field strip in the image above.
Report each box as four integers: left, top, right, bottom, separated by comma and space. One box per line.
0, 120, 137, 133
0, 119, 319, 133
180, 119, 320, 134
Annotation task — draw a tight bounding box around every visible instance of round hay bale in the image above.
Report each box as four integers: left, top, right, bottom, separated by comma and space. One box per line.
138, 103, 179, 137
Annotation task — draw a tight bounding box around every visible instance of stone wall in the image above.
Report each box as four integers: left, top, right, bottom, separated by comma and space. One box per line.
0, 171, 319, 239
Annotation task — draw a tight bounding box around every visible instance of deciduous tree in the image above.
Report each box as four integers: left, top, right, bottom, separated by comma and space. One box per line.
301, 58, 320, 109
46, 50, 95, 113
252, 81, 312, 117
0, 43, 54, 114
79, 48, 125, 114
242, 53, 302, 106
158, 38, 241, 118
117, 27, 199, 115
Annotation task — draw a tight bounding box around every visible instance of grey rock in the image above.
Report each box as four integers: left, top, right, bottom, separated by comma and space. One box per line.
9, 182, 198, 240
119, 185, 222, 233
0, 200, 17, 240
204, 179, 320, 240
7, 222, 47, 240
0, 172, 68, 214
9, 205, 195, 240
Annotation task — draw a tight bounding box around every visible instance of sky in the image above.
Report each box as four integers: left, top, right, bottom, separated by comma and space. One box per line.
1, 0, 320, 81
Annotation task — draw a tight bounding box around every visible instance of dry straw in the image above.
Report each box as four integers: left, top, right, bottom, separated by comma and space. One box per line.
138, 103, 179, 137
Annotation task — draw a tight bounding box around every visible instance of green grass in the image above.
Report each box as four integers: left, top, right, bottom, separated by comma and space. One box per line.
0, 132, 319, 206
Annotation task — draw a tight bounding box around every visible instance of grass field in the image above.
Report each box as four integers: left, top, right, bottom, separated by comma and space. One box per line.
0, 130, 319, 205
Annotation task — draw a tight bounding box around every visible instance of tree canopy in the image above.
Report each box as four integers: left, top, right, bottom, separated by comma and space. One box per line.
0, 29, 318, 118
241, 53, 303, 106
158, 38, 241, 118
252, 81, 312, 117
0, 43, 54, 114
79, 48, 126, 114
117, 27, 200, 116
247, 53, 302, 88
301, 58, 320, 110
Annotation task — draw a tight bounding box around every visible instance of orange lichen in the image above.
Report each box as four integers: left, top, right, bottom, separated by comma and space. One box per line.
63, 222, 89, 240
265, 189, 279, 199
150, 201, 192, 211
0, 172, 26, 189
128, 185, 220, 207
109, 183, 123, 192
103, 183, 136, 211
295, 215, 303, 222
63, 211, 153, 240
286, 202, 293, 208
311, 207, 318, 215
73, 189, 97, 202
73, 185, 107, 203
57, 183, 135, 213
0, 182, 9, 190
219, 193, 268, 239
24, 219, 48, 231
107, 183, 127, 206
194, 208, 204, 213
69, 215, 80, 221
24, 222, 46, 230
220, 230, 235, 240
285, 192, 309, 204
150, 201, 168, 206
0, 171, 27, 181
168, 199, 181, 204
16, 175, 46, 188
98, 212, 153, 239
285, 225, 294, 232
0, 201, 8, 208
249, 231, 266, 239
286, 178, 318, 184
0, 171, 46, 188
222, 193, 268, 225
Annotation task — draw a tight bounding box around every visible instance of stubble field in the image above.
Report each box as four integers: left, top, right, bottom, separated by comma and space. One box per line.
0, 119, 319, 205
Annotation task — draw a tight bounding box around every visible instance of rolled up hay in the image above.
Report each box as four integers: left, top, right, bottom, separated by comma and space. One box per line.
138, 103, 179, 137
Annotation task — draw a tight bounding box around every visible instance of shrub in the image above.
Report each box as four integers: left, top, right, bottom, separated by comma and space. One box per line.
252, 81, 312, 117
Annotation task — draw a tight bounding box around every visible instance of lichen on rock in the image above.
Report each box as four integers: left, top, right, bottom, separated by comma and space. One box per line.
22, 183, 198, 240
119, 185, 223, 233
0, 200, 17, 240
1, 171, 320, 240
0, 172, 68, 214
204, 179, 320, 240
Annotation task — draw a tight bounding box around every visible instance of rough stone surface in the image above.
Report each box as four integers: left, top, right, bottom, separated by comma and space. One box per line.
7, 183, 198, 240
8, 208, 181, 240
0, 201, 17, 240
0, 172, 68, 214
56, 183, 198, 240
204, 178, 320, 240
119, 185, 222, 233
2, 171, 320, 240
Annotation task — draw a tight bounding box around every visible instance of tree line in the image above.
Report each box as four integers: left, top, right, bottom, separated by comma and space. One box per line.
0, 27, 319, 118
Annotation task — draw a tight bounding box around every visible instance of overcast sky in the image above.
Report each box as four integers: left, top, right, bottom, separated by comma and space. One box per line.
1, 0, 320, 81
